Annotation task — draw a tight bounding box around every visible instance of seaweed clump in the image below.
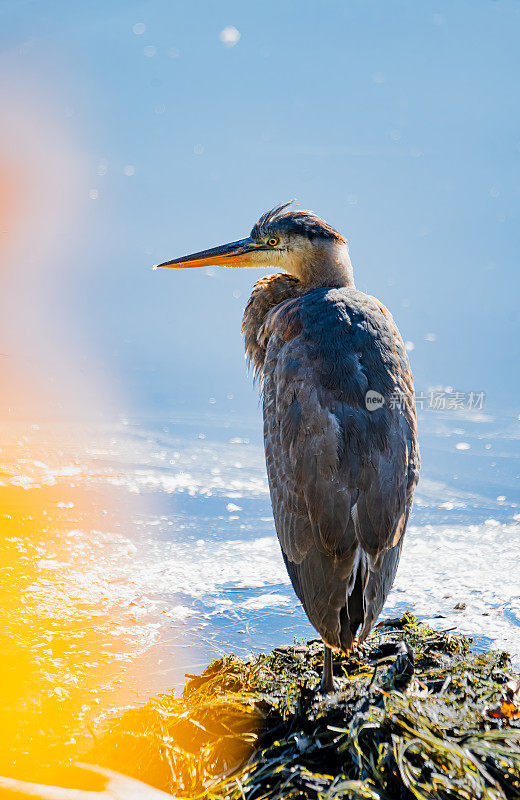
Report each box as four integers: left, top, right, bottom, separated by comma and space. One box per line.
90, 614, 520, 799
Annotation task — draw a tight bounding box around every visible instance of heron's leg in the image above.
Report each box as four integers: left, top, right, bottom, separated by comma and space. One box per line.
320, 644, 334, 693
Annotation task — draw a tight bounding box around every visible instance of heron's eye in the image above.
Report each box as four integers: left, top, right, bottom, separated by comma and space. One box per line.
267, 237, 279, 247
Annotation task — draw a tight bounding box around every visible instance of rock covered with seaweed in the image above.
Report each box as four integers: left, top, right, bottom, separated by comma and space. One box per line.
88, 614, 520, 799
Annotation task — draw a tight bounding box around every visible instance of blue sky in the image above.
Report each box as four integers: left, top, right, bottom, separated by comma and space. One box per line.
1, 0, 519, 416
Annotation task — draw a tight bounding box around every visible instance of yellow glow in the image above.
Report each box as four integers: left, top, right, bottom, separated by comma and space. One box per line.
0, 425, 141, 774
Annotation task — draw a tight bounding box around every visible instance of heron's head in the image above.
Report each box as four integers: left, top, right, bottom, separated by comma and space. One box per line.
156, 202, 354, 287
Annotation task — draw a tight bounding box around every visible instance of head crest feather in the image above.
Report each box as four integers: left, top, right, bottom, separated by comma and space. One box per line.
251, 201, 346, 243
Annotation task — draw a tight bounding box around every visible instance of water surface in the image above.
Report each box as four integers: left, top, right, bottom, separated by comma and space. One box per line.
0, 406, 518, 767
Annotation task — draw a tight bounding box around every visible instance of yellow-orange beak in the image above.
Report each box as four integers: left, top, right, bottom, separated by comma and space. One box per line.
155, 237, 263, 269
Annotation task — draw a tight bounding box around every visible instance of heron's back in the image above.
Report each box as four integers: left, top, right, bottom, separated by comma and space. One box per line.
243, 276, 419, 649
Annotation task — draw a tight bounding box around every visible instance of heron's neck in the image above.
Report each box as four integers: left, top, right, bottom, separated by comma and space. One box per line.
289, 241, 355, 288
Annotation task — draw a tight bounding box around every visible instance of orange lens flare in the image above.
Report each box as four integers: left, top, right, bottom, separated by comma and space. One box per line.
0, 95, 192, 780
0, 427, 140, 773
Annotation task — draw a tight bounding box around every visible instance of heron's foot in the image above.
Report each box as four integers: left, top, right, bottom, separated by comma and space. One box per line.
318, 672, 337, 695
318, 644, 337, 694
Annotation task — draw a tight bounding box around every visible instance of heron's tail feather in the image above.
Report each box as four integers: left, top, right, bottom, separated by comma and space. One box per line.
286, 545, 367, 652
339, 554, 367, 650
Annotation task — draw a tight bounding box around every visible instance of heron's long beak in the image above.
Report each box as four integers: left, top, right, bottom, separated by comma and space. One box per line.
155, 237, 260, 269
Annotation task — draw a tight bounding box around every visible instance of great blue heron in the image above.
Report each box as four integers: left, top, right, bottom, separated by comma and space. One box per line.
157, 202, 420, 693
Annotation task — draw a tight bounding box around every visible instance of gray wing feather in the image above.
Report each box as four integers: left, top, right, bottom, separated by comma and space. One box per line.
261, 287, 419, 650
